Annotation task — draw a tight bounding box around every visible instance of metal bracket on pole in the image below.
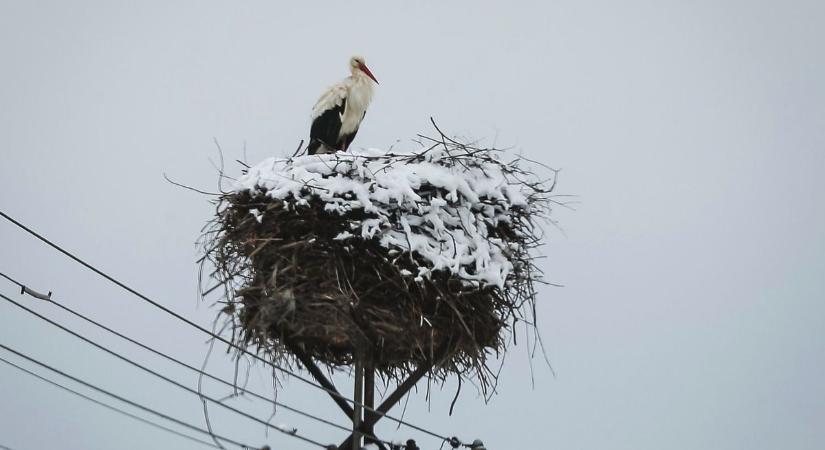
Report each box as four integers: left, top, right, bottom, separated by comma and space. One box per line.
286, 340, 431, 450
338, 363, 430, 450
286, 341, 355, 417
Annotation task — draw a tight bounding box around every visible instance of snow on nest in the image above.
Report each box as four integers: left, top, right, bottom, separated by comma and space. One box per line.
233, 146, 534, 288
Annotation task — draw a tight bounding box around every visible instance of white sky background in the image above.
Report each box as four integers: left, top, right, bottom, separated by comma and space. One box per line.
1, 1, 824, 449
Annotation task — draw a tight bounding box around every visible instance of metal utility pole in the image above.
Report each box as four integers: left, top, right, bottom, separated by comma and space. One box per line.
352, 361, 364, 450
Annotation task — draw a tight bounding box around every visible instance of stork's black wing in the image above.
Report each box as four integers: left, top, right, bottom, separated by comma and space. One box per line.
308, 98, 345, 155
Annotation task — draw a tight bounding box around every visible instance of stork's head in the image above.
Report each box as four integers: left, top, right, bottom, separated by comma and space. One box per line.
350, 55, 379, 84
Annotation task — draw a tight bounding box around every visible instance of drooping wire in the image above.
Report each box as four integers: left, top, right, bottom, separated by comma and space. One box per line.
0, 292, 329, 449
0, 355, 225, 449
0, 349, 256, 449
0, 271, 402, 449
0, 209, 455, 444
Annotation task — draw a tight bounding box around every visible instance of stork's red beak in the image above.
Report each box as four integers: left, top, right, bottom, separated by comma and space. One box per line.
359, 62, 379, 84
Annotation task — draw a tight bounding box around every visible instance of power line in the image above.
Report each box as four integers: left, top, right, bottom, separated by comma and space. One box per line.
0, 271, 394, 447
0, 292, 330, 450
0, 271, 20, 287
0, 355, 224, 449
0, 209, 454, 444
0, 348, 257, 449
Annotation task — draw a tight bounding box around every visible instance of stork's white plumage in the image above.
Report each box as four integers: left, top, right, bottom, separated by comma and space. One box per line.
307, 55, 378, 155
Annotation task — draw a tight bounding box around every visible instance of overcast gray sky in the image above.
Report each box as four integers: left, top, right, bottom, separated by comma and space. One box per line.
1, 1, 824, 449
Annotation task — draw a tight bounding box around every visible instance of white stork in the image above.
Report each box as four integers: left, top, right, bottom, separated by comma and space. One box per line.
307, 55, 379, 155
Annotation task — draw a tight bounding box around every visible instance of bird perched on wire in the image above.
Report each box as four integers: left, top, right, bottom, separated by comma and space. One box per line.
307, 55, 379, 155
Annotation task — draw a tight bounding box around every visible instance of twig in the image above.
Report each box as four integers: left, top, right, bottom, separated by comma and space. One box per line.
163, 173, 221, 196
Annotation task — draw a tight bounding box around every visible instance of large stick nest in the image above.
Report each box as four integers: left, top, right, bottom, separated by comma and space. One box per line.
201, 126, 559, 391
